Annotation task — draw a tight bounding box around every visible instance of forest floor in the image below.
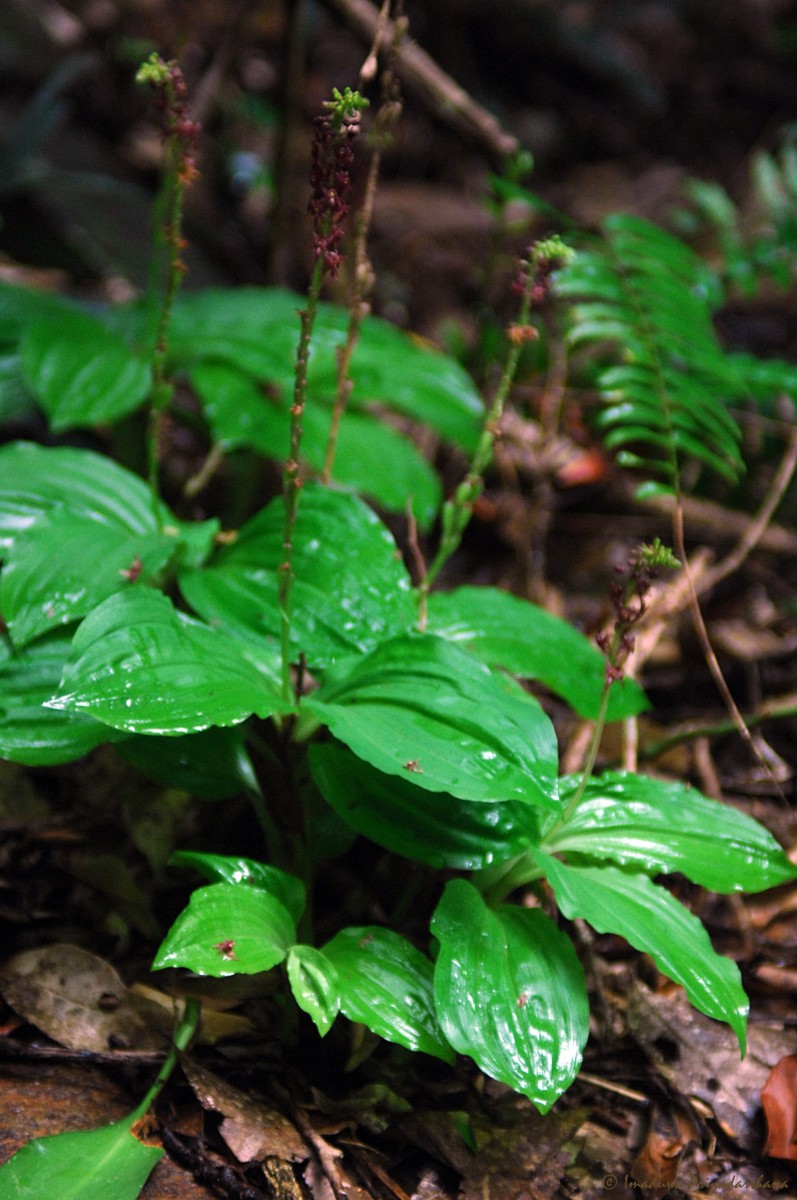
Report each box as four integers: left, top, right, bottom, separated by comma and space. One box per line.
0, 2, 796, 1198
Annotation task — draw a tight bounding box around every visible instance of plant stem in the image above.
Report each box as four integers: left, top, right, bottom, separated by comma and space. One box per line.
279, 257, 325, 703
560, 683, 612, 823
417, 273, 536, 627
136, 55, 199, 531
134, 996, 199, 1119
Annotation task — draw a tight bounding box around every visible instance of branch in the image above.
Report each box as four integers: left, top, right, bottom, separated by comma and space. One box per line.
316, 0, 520, 165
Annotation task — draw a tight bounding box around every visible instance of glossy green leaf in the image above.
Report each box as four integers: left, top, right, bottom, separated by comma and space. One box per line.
47, 589, 285, 735
170, 287, 482, 450
535, 851, 748, 1051
1, 513, 172, 647
0, 282, 78, 343
0, 1105, 162, 1200
190, 362, 441, 528
0, 442, 214, 646
427, 586, 648, 721
544, 772, 797, 893
322, 926, 454, 1063
304, 634, 559, 809
180, 483, 415, 669
169, 852, 306, 924
309, 741, 539, 869
118, 728, 260, 801
21, 309, 151, 431
0, 632, 125, 766
431, 880, 589, 1112
287, 945, 340, 1036
152, 882, 295, 977
0, 442, 157, 550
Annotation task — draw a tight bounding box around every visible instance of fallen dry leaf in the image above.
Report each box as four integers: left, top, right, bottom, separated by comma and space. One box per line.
761, 1054, 797, 1161
627, 983, 795, 1150
179, 1053, 307, 1163
0, 943, 170, 1051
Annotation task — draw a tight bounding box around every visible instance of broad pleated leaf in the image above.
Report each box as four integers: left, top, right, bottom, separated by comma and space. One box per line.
557, 214, 744, 492
536, 851, 749, 1051
310, 741, 539, 869
0, 632, 125, 765
117, 727, 259, 801
544, 772, 797, 893
180, 483, 415, 669
21, 308, 151, 431
427, 586, 648, 721
431, 880, 589, 1112
322, 926, 454, 1063
190, 362, 441, 527
1, 514, 173, 646
168, 852, 306, 925
169, 287, 482, 450
0, 442, 156, 548
152, 882, 295, 977
287, 945, 340, 1037
0, 442, 216, 647
47, 589, 285, 735
303, 634, 559, 809
0, 1105, 162, 1200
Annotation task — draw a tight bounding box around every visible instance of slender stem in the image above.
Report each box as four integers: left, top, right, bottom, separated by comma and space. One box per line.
418, 287, 534, 613
559, 683, 612, 824
279, 257, 325, 703
147, 148, 184, 530
134, 997, 200, 1119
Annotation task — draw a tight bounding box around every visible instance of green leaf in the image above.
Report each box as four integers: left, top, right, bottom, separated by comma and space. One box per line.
287, 945, 340, 1036
21, 309, 151, 431
0, 442, 157, 550
431, 880, 589, 1112
170, 287, 482, 451
557, 215, 744, 492
180, 483, 415, 669
118, 728, 260, 801
544, 772, 797, 893
0, 632, 125, 766
47, 589, 286, 735
168, 852, 306, 924
427, 586, 648, 721
0, 1107, 163, 1200
0, 442, 214, 646
0, 282, 78, 344
321, 926, 454, 1063
310, 741, 539, 869
1, 512, 173, 646
303, 634, 559, 809
152, 882, 295, 977
535, 851, 748, 1052
190, 362, 441, 528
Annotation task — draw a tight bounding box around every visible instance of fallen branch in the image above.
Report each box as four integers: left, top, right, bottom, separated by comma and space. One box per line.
316, 0, 520, 165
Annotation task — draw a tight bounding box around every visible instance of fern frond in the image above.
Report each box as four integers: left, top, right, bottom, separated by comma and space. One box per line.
556, 214, 745, 494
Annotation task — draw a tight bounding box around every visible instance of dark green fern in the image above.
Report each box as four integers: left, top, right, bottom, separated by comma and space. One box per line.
555, 214, 745, 496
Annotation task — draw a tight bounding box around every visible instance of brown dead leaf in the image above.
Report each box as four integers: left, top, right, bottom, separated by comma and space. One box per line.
761, 1054, 797, 1161
630, 1102, 699, 1187
0, 943, 170, 1051
627, 983, 794, 1150
179, 1053, 307, 1163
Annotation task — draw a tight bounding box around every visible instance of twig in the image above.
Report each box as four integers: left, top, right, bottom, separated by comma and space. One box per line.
671, 500, 787, 801
269, 1081, 347, 1200
698, 425, 797, 595
316, 0, 519, 165
640, 690, 797, 762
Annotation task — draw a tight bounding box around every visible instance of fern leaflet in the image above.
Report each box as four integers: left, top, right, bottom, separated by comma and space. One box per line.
556, 214, 745, 495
